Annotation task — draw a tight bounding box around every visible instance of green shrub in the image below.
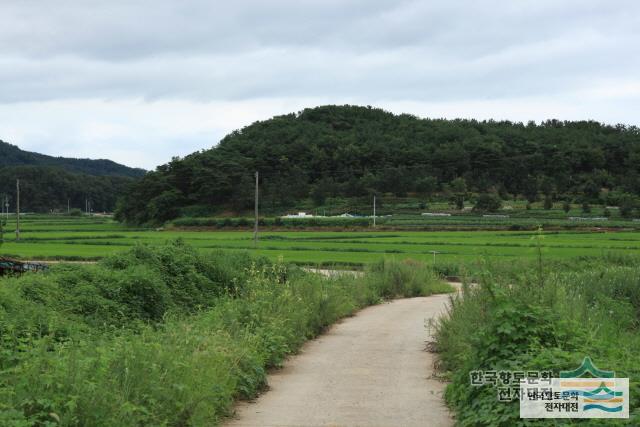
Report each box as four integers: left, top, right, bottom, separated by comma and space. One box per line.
620, 195, 638, 218
436, 261, 640, 426
0, 241, 269, 364
473, 193, 502, 212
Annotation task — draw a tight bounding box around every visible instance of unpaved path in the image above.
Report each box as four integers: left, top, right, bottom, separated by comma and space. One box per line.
226, 289, 456, 427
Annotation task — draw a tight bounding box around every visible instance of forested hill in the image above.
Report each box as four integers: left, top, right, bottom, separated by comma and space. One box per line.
0, 140, 145, 178
116, 105, 640, 224
0, 166, 134, 213
0, 140, 144, 212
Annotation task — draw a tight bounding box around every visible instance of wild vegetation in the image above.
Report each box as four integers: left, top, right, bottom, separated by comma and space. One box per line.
436, 251, 640, 425
2, 216, 639, 424
0, 241, 449, 426
115, 105, 640, 224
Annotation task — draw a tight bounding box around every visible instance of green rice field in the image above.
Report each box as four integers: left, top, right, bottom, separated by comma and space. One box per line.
2, 215, 640, 266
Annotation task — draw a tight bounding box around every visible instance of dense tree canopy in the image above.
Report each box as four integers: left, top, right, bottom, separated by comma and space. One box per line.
0, 166, 134, 213
0, 140, 143, 213
116, 105, 640, 224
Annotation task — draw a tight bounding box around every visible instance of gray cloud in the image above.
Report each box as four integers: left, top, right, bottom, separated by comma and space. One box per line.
0, 0, 639, 168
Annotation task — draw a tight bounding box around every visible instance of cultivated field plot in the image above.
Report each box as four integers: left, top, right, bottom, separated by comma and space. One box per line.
2, 215, 640, 266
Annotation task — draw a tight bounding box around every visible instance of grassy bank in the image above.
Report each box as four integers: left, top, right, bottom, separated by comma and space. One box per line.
436, 254, 640, 426
0, 241, 450, 426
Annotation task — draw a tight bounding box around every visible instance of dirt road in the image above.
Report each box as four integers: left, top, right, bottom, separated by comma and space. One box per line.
226, 291, 455, 427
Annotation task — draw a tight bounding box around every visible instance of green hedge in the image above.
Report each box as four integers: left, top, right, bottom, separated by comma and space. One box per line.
171, 216, 372, 228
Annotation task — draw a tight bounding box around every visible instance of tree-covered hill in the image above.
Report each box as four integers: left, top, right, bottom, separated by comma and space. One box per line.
116, 105, 640, 224
0, 166, 135, 213
0, 140, 145, 178
0, 140, 144, 213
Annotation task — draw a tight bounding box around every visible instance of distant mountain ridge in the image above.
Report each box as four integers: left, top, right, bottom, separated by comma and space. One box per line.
0, 140, 145, 178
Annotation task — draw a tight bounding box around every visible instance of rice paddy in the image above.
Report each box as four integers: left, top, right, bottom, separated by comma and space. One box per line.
2, 215, 640, 266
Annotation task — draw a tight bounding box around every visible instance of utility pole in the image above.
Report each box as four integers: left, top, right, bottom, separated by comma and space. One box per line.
373, 194, 376, 227
0, 195, 3, 243
16, 179, 20, 241
429, 250, 439, 265
253, 171, 259, 248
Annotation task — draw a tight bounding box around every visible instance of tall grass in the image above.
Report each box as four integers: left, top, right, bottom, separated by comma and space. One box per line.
0, 242, 450, 426
366, 258, 452, 297
435, 257, 640, 426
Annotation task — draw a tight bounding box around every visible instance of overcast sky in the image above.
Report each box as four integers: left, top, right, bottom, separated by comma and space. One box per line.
1, 0, 639, 169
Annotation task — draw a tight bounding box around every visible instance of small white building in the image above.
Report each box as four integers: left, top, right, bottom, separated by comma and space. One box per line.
568, 217, 608, 221
282, 212, 313, 218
